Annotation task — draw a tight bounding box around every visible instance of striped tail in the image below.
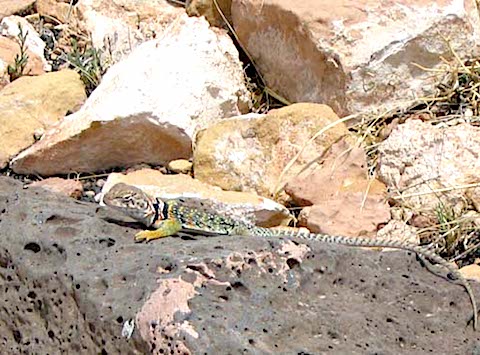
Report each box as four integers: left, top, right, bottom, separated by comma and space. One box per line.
251, 226, 478, 330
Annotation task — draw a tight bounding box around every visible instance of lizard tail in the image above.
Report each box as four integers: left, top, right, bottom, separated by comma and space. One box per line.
253, 227, 478, 330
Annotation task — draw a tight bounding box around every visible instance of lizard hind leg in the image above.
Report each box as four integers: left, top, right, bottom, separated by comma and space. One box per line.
135, 219, 182, 242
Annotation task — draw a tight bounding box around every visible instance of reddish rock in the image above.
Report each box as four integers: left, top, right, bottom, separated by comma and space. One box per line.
231, 0, 480, 116
30, 178, 84, 199
287, 139, 389, 236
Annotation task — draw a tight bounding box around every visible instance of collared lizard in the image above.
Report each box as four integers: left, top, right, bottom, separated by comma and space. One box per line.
103, 182, 478, 329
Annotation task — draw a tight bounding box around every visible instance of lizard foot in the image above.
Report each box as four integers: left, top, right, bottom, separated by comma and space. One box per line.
134, 220, 183, 242
135, 230, 171, 242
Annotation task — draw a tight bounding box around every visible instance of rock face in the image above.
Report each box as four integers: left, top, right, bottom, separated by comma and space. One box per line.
76, 0, 185, 64
194, 103, 348, 200
231, 0, 480, 116
286, 139, 390, 236
0, 176, 479, 353
11, 15, 250, 176
378, 120, 480, 215
0, 70, 86, 169
29, 177, 84, 199
187, 0, 233, 27
0, 0, 35, 20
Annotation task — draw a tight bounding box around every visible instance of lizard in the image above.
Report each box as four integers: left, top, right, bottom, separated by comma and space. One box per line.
103, 182, 478, 329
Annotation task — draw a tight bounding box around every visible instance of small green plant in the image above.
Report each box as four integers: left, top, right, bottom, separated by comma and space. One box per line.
435, 203, 460, 252
433, 202, 478, 262
67, 38, 104, 95
7, 24, 29, 81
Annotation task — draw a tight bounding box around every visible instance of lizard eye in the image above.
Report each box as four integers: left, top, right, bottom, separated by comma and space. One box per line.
122, 194, 133, 202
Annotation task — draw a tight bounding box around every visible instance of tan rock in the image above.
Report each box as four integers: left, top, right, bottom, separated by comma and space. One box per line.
11, 15, 250, 176
30, 178, 84, 199
231, 0, 480, 117
0, 70, 86, 169
168, 159, 193, 174
194, 103, 348, 201
187, 0, 232, 28
101, 168, 292, 227
36, 0, 77, 24
459, 264, 480, 282
289, 138, 389, 236
378, 120, 480, 215
0, 1, 35, 20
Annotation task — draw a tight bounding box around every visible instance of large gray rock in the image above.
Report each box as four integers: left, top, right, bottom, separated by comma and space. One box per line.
0, 177, 478, 353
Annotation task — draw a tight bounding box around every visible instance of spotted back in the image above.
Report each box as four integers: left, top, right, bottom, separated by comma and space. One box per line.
163, 199, 253, 235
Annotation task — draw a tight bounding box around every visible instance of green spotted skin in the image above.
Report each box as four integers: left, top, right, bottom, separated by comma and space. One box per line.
160, 200, 240, 235
104, 183, 478, 330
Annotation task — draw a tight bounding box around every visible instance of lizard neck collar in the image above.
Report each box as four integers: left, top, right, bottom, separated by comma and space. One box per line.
151, 198, 167, 226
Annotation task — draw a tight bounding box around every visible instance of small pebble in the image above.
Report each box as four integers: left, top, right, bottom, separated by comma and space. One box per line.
94, 192, 103, 203
96, 179, 106, 188
168, 159, 193, 174
84, 190, 96, 199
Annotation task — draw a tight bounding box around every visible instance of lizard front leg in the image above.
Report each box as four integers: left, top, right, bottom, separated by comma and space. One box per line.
135, 219, 182, 242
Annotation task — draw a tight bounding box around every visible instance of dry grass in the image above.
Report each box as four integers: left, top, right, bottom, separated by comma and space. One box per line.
274, 42, 480, 265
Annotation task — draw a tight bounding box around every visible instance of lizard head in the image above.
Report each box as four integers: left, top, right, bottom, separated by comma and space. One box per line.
103, 183, 160, 227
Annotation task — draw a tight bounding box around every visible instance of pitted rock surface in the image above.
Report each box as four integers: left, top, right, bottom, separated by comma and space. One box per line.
0, 176, 479, 353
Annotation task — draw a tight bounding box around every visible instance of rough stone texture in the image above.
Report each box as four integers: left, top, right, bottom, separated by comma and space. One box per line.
0, 70, 86, 169
77, 0, 184, 64
29, 178, 84, 199
101, 168, 292, 227
36, 0, 77, 24
187, 0, 232, 28
377, 120, 480, 215
287, 139, 390, 236
0, 0, 35, 20
194, 103, 348, 201
231, 0, 480, 117
11, 15, 250, 176
167, 159, 193, 174
1, 15, 51, 72
1, 176, 480, 353
460, 264, 480, 282
375, 220, 419, 245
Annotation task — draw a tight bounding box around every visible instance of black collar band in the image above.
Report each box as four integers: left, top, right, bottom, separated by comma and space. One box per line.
151, 198, 168, 226
151, 198, 161, 226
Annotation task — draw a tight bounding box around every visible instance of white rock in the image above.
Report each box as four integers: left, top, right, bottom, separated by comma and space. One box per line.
77, 0, 185, 63
378, 120, 480, 214
11, 15, 250, 176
